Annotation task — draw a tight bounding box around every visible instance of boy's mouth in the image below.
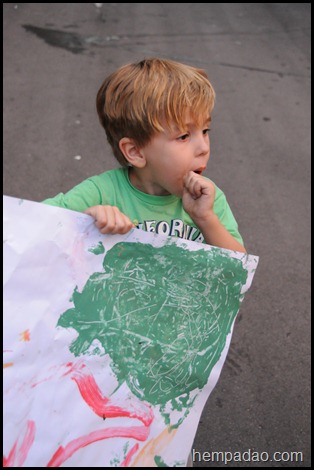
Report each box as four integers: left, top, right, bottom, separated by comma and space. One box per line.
193, 167, 206, 175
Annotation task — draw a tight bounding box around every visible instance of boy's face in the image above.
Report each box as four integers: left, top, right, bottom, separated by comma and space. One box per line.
137, 113, 211, 197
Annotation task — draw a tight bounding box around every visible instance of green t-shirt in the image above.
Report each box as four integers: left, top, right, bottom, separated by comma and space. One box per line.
43, 168, 243, 245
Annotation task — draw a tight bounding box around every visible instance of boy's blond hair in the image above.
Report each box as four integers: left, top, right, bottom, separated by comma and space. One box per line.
96, 58, 216, 167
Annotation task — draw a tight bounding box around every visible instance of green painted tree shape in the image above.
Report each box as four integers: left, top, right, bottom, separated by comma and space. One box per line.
58, 242, 248, 416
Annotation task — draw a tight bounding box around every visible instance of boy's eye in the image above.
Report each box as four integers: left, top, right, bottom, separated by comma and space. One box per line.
203, 128, 211, 135
177, 133, 189, 141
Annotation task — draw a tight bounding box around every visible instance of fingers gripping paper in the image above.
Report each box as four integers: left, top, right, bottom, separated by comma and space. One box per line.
3, 195, 258, 467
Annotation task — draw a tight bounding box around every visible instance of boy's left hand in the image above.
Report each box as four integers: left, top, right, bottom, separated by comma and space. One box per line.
182, 171, 246, 253
182, 171, 215, 224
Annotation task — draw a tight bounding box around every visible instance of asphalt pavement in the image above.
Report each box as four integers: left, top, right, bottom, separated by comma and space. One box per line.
3, 3, 311, 467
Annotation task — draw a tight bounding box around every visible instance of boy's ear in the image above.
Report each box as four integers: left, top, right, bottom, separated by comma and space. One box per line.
119, 137, 146, 168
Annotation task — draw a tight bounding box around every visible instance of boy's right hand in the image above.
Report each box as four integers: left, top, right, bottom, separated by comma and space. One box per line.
84, 205, 134, 234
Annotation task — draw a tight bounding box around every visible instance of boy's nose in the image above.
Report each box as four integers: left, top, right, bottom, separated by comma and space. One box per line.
196, 137, 210, 157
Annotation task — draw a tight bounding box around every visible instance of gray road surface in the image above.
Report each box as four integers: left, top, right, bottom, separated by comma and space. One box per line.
3, 3, 311, 467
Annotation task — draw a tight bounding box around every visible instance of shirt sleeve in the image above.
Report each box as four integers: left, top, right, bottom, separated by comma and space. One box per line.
213, 185, 244, 245
42, 178, 103, 212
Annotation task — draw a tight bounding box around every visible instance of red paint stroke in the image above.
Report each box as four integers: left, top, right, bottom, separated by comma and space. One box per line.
30, 361, 86, 388
20, 329, 30, 342
3, 420, 35, 467
5, 362, 152, 466
72, 370, 154, 426
47, 426, 149, 467
61, 361, 86, 377
120, 443, 139, 467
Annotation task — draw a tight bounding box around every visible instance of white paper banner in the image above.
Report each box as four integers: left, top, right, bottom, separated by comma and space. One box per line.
3, 196, 259, 467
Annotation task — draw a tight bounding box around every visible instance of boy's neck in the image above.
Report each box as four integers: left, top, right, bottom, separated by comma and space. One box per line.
128, 167, 171, 196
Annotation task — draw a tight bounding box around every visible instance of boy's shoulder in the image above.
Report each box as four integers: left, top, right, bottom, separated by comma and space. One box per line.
92, 167, 127, 181
89, 167, 128, 187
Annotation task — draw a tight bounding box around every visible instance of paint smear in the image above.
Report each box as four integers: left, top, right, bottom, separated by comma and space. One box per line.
20, 329, 30, 342
71, 369, 153, 426
88, 241, 105, 255
3, 420, 35, 467
58, 242, 248, 420
3, 362, 14, 369
130, 426, 179, 467
47, 425, 149, 467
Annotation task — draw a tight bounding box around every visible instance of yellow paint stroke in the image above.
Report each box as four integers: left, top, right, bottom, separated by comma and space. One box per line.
20, 329, 30, 342
3, 362, 13, 368
131, 426, 178, 467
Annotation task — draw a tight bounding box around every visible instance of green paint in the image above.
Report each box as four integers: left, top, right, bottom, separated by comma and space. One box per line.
58, 241, 248, 415
154, 456, 185, 467
88, 241, 105, 255
161, 394, 197, 429
154, 455, 169, 466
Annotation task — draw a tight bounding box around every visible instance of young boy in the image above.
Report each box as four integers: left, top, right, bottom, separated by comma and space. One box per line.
43, 57, 245, 253
43, 58, 245, 466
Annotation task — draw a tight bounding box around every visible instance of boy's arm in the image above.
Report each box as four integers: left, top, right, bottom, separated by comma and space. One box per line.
182, 172, 246, 253
43, 177, 134, 235
193, 212, 246, 252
